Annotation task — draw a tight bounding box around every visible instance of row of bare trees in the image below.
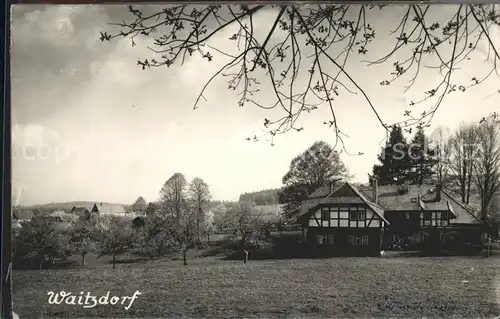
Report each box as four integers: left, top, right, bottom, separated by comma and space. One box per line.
135, 173, 212, 265
431, 114, 500, 224
14, 172, 275, 269
141, 173, 273, 264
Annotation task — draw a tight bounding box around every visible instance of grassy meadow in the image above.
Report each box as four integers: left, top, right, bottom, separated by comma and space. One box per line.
13, 254, 500, 318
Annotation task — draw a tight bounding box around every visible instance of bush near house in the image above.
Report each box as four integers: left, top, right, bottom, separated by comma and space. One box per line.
13, 216, 72, 270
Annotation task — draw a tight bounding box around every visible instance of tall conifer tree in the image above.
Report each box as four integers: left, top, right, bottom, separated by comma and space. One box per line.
372, 125, 410, 185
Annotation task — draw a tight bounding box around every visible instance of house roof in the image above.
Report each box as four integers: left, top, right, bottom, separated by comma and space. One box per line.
12, 209, 35, 220
72, 207, 89, 213
441, 190, 483, 224
358, 184, 482, 225
92, 203, 126, 215
71, 205, 93, 214
301, 182, 483, 226
299, 182, 390, 224
358, 184, 445, 211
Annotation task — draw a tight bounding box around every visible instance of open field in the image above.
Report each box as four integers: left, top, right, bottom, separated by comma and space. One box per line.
13, 256, 500, 318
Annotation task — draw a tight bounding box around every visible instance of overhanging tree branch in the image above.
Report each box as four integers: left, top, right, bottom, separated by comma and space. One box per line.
100, 4, 500, 152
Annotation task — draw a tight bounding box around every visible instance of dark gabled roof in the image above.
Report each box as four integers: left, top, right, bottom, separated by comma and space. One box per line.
358, 184, 483, 225
71, 204, 93, 213
441, 190, 483, 225
302, 182, 484, 226
299, 182, 389, 224
358, 184, 446, 211
71, 207, 90, 215
12, 209, 35, 220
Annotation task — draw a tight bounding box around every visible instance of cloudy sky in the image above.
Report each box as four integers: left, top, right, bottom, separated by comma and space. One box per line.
11, 5, 499, 206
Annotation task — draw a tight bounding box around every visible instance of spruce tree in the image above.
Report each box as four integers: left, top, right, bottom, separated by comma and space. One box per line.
372, 125, 410, 185
408, 127, 437, 185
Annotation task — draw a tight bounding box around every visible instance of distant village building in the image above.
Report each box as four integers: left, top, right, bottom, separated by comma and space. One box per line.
91, 202, 127, 216
71, 203, 127, 217
70, 206, 91, 215
12, 208, 35, 229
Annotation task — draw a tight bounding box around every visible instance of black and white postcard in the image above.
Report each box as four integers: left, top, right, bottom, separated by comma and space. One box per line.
8, 3, 500, 318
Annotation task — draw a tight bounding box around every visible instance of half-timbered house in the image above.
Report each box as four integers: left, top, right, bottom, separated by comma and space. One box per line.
358, 181, 487, 251
298, 181, 488, 255
297, 182, 390, 256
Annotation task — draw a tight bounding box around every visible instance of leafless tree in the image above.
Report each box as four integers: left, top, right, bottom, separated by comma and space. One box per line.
96, 217, 135, 269
14, 216, 71, 270
223, 202, 270, 263
135, 213, 175, 258
279, 140, 350, 221
473, 117, 500, 221
158, 173, 197, 265
430, 126, 452, 185
100, 4, 500, 150
487, 194, 500, 236
188, 177, 212, 243
131, 196, 148, 212
159, 172, 188, 220
69, 216, 101, 267
447, 123, 481, 204
163, 201, 197, 266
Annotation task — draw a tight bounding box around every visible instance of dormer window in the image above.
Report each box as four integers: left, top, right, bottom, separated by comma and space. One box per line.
321, 209, 329, 221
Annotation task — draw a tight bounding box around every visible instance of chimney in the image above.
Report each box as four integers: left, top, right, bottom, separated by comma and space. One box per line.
372, 177, 379, 204
436, 184, 442, 202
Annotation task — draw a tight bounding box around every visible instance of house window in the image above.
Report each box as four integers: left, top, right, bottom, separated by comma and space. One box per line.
418, 232, 429, 243
316, 233, 334, 244
349, 208, 366, 221
362, 235, 369, 245
423, 212, 432, 226
348, 234, 369, 246
440, 232, 448, 243
321, 209, 330, 221
441, 212, 449, 227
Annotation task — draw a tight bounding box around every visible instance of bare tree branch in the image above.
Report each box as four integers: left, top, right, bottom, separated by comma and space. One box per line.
100, 4, 500, 152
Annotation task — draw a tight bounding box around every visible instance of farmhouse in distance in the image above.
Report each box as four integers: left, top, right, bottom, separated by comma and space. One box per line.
70, 202, 127, 217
